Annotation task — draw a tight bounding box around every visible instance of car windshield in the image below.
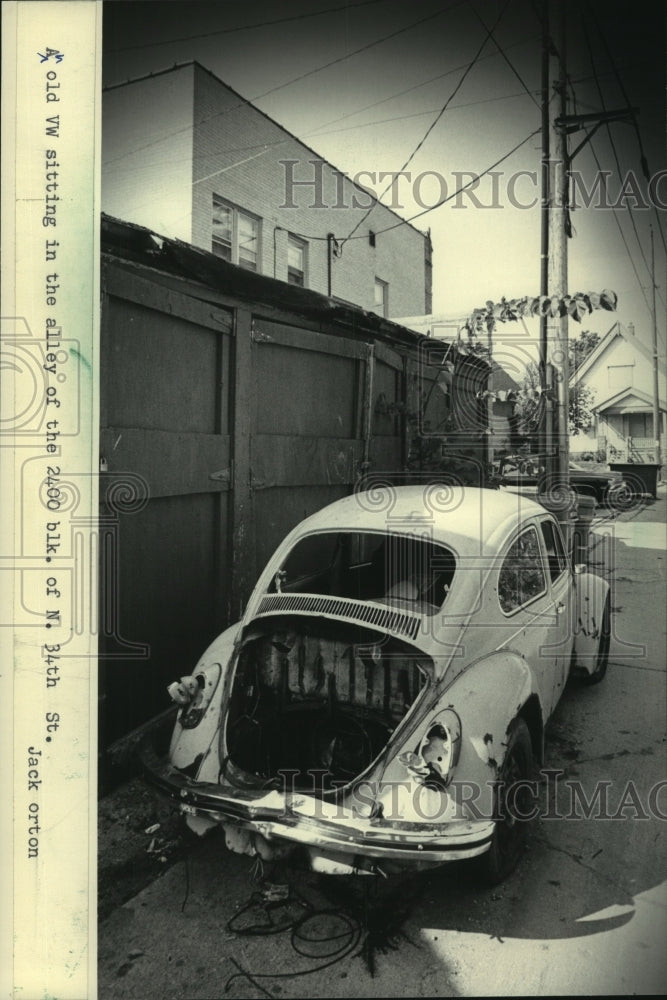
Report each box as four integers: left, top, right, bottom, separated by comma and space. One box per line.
269, 531, 456, 615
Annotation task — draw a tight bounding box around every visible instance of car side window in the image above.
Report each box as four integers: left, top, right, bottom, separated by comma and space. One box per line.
540, 519, 568, 582
498, 526, 547, 613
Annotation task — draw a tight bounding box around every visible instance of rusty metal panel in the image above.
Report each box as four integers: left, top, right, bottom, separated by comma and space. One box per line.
229, 308, 256, 620
100, 427, 231, 497
251, 435, 362, 489
100, 261, 235, 759
252, 341, 359, 438
247, 317, 370, 592
252, 317, 368, 359
100, 492, 225, 749
104, 300, 223, 433
102, 260, 235, 335
370, 436, 404, 473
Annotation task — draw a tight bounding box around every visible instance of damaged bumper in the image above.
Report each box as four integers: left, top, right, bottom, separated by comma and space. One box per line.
139, 738, 494, 866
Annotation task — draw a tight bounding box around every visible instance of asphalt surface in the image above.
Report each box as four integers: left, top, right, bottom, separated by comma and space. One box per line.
97, 486, 667, 998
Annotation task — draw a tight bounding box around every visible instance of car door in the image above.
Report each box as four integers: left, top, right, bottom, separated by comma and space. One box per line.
496, 521, 560, 717
538, 516, 574, 708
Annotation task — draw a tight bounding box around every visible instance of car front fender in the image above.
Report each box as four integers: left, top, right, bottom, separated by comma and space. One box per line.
572, 570, 610, 670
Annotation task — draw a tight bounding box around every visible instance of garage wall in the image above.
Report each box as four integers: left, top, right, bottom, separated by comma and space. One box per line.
99, 258, 407, 752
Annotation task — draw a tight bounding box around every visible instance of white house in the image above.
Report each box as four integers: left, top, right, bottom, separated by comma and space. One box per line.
569, 321, 666, 461
102, 61, 432, 318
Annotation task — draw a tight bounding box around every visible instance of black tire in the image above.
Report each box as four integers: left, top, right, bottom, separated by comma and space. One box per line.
480, 717, 534, 885
582, 597, 610, 685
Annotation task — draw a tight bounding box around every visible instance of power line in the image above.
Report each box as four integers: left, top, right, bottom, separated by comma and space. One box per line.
285, 125, 541, 243
308, 88, 540, 136
103, 3, 463, 169
251, 5, 462, 105
469, 6, 539, 110
305, 32, 540, 138
104, 87, 542, 185
344, 0, 513, 242
374, 126, 542, 233
587, 135, 655, 317
584, 0, 667, 259
568, 72, 656, 320
106, 0, 390, 53
580, 13, 666, 315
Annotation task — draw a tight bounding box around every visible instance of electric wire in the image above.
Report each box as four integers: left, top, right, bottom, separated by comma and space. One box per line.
189, 122, 541, 245
581, 13, 665, 311
344, 0, 512, 243
469, 5, 540, 110
183, 86, 543, 189
566, 79, 655, 319
103, 3, 463, 169
584, 0, 667, 259
106, 0, 390, 53
224, 889, 362, 995
536, 0, 666, 334
579, 19, 667, 329
305, 32, 540, 139
335, 125, 542, 240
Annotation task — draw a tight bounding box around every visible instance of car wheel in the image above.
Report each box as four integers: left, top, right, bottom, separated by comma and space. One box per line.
582, 597, 610, 685
481, 717, 534, 885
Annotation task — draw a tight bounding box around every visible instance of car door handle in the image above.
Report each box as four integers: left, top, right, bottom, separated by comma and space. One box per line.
555, 601, 566, 614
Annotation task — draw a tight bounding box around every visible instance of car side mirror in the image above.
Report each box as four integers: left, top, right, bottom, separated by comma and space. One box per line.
573, 563, 586, 575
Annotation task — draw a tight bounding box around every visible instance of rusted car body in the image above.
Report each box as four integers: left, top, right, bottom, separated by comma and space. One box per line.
141, 486, 609, 880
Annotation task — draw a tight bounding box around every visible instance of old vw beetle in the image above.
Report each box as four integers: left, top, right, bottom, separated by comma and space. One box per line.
141, 486, 610, 881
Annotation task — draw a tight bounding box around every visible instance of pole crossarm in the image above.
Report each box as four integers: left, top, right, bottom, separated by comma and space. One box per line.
556, 108, 639, 164
555, 107, 639, 132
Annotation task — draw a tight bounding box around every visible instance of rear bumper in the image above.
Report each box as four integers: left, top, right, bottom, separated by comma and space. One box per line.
139, 737, 494, 865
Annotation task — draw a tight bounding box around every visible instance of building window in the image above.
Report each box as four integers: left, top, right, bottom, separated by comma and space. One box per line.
373, 278, 388, 317
287, 234, 307, 287
212, 196, 260, 271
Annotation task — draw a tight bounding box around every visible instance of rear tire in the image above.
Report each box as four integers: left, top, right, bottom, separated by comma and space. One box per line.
582, 597, 610, 685
480, 717, 534, 884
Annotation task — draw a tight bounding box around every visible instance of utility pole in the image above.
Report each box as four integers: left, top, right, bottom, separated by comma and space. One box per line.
538, 0, 551, 494
548, 1, 570, 505
650, 227, 663, 475
538, 1, 642, 519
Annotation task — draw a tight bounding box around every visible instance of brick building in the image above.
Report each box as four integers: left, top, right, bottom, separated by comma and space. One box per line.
103, 61, 432, 317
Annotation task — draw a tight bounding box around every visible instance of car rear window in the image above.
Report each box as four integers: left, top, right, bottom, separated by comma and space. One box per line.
270, 531, 456, 615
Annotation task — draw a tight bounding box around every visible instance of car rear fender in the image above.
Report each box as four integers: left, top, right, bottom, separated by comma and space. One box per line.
169, 623, 240, 780
572, 571, 610, 670
380, 652, 538, 820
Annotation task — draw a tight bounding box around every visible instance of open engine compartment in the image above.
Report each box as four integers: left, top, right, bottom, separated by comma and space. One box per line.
224, 617, 429, 794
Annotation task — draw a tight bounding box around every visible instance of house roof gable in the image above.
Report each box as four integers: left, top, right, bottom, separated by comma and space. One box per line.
570, 320, 666, 385
596, 385, 667, 413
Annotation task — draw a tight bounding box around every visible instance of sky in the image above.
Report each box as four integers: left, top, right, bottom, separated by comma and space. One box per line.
102, 0, 666, 357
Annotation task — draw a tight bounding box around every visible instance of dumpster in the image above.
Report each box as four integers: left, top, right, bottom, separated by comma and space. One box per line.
609, 462, 661, 499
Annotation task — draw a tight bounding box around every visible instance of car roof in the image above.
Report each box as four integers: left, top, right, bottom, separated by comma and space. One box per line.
293, 486, 548, 557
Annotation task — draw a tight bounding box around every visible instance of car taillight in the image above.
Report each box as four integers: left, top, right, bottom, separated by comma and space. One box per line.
398, 710, 461, 790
